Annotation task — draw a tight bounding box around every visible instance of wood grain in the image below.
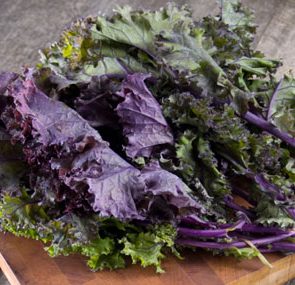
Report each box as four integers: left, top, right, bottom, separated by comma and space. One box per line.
0, 253, 20, 285
0, 233, 294, 285
255, 0, 295, 77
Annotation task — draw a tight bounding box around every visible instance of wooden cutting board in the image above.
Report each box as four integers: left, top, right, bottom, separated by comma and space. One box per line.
0, 233, 294, 285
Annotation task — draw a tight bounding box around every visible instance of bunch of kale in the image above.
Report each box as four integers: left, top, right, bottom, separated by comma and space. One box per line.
0, 1, 294, 272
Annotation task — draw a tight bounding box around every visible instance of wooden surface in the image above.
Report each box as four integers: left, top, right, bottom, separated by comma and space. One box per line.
0, 233, 294, 285
0, 0, 295, 284
0, 253, 20, 285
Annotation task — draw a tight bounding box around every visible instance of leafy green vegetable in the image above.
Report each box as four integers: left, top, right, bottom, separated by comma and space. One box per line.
268, 75, 295, 136
0, 191, 178, 272
120, 224, 179, 273
0, 0, 294, 274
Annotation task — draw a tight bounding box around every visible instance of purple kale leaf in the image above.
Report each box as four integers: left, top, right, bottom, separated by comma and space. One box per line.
74, 75, 122, 129
141, 161, 205, 220
1, 70, 144, 220
1, 70, 202, 221
53, 143, 145, 220
116, 73, 174, 158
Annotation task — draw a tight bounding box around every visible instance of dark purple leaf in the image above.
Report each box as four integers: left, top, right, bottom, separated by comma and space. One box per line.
1, 70, 144, 219
53, 144, 146, 219
1, 70, 203, 221
116, 73, 174, 158
74, 75, 122, 129
141, 161, 205, 218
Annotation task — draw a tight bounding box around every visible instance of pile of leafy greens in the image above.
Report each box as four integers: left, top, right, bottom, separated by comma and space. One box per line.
0, 0, 294, 272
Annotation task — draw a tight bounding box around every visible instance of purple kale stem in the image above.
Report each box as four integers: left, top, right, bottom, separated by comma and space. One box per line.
250, 173, 285, 201
178, 214, 248, 238
271, 242, 295, 251
176, 239, 235, 249
248, 173, 294, 219
213, 213, 248, 229
177, 227, 228, 238
224, 232, 295, 246
183, 213, 247, 229
287, 208, 295, 220
176, 232, 295, 249
224, 195, 255, 218
244, 171, 290, 211
239, 224, 291, 235
181, 215, 216, 228
242, 111, 295, 148
267, 78, 283, 121
231, 214, 248, 230
218, 223, 235, 228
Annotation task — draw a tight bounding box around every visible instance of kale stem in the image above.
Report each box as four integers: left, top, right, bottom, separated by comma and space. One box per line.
176, 232, 295, 249
271, 242, 295, 251
243, 111, 295, 148
267, 78, 283, 121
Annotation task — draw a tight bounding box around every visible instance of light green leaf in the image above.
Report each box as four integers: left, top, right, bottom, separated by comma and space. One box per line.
255, 199, 295, 228
120, 224, 178, 273
227, 57, 280, 76
268, 75, 295, 136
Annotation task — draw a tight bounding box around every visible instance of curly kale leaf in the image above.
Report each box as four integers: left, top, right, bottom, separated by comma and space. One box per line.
120, 224, 179, 273
116, 73, 173, 158
268, 75, 295, 137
